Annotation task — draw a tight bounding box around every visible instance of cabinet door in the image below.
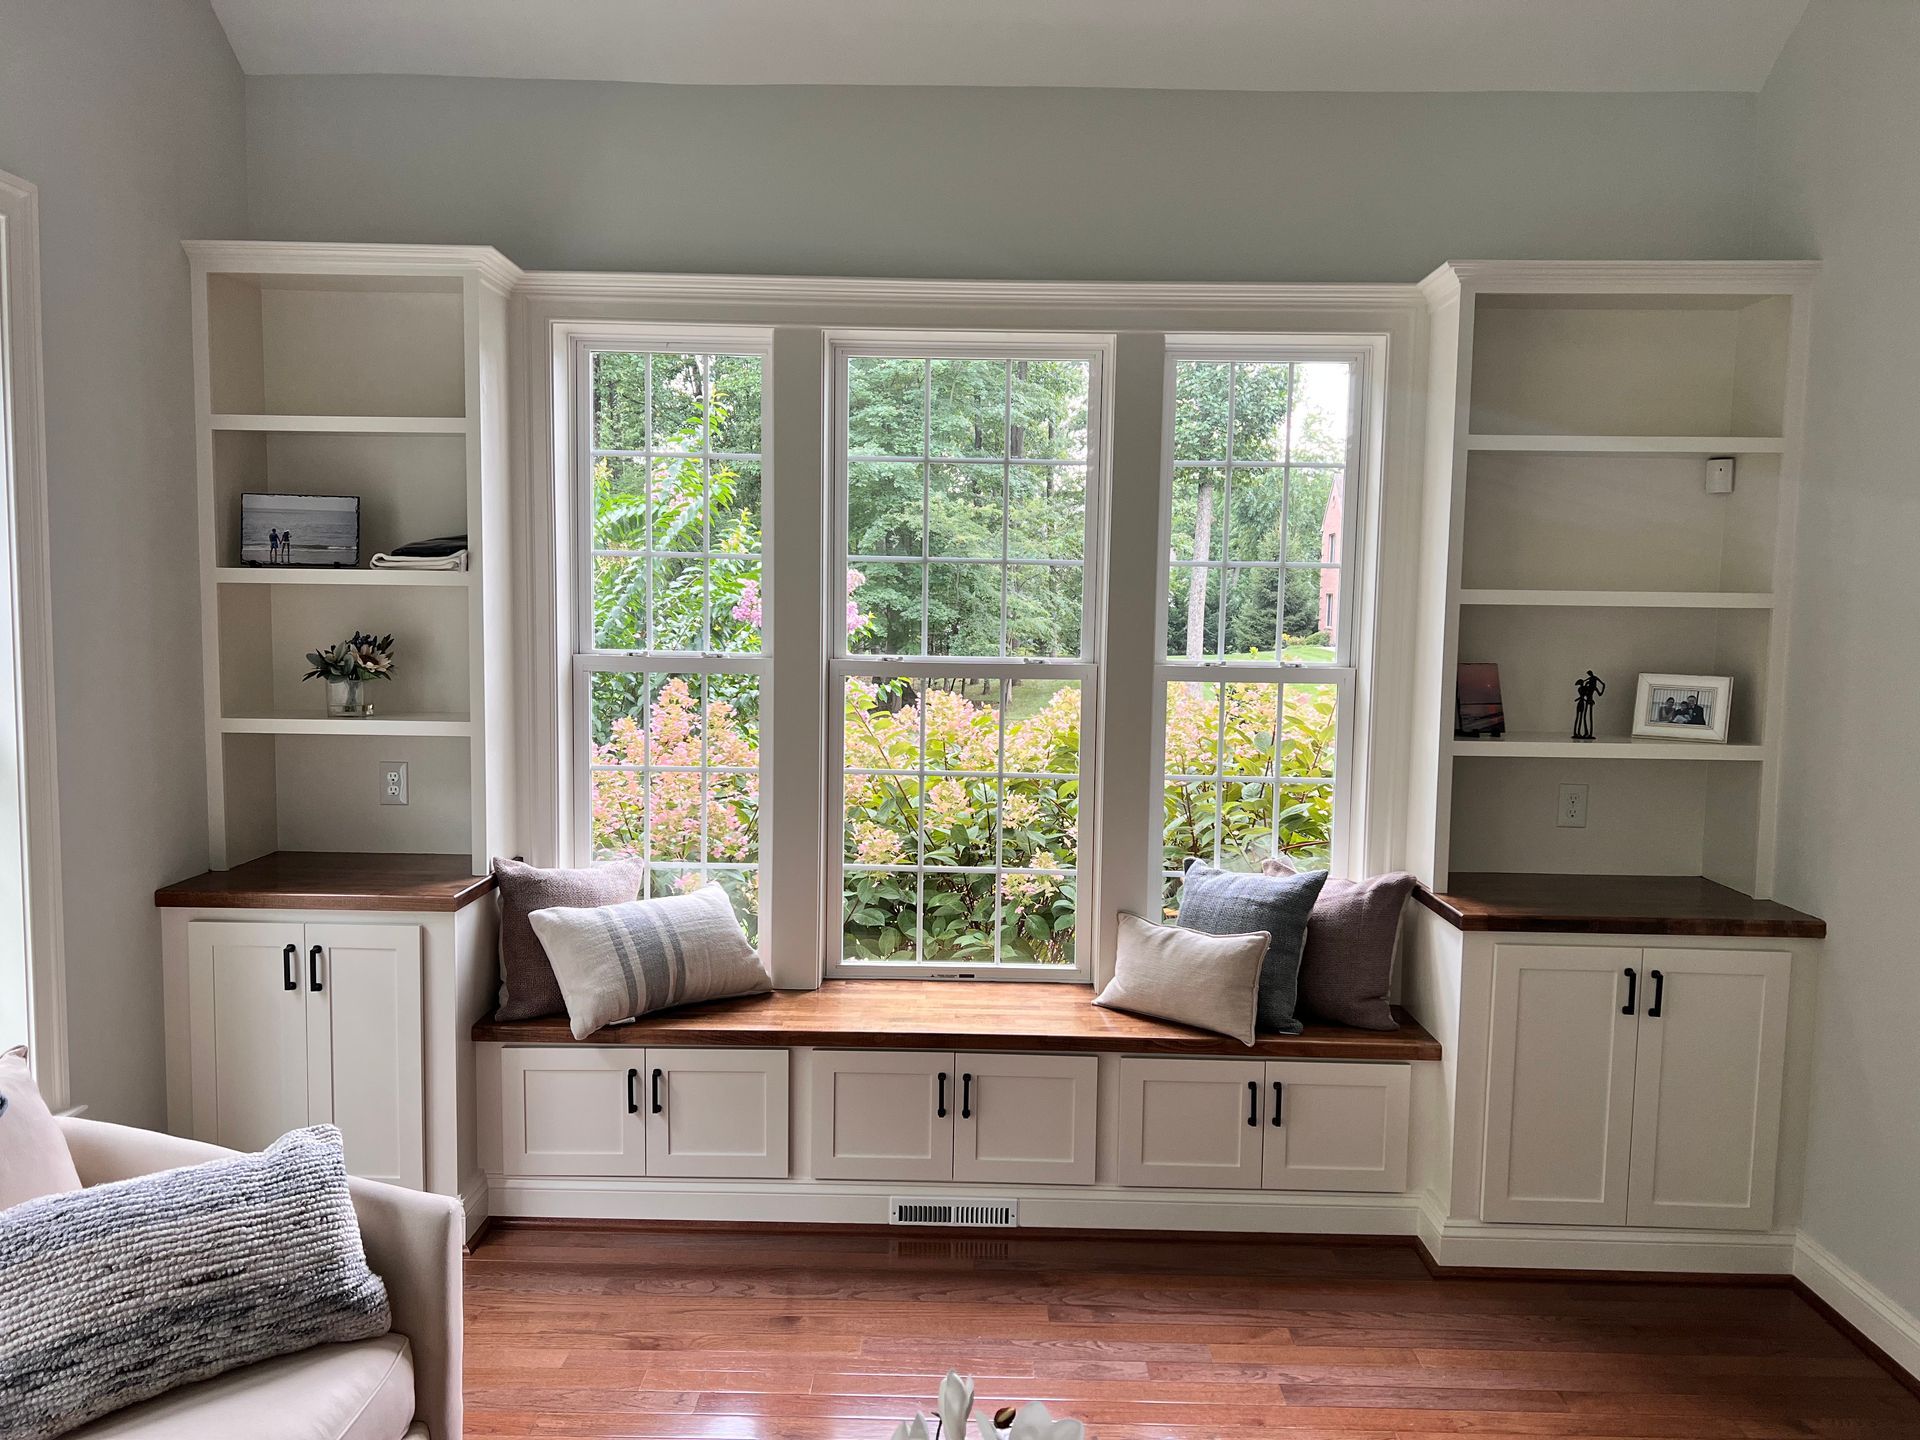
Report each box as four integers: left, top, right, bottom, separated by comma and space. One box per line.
810, 1051, 954, 1182
187, 921, 308, 1153
1115, 1057, 1265, 1189
1483, 945, 1640, 1224
500, 1048, 646, 1177
1262, 1061, 1410, 1193
645, 1048, 790, 1179
304, 923, 423, 1189
1626, 950, 1790, 1230
953, 1052, 1097, 1186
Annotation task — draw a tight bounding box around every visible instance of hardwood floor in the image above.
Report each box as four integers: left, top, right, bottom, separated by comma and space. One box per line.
464, 1224, 1920, 1439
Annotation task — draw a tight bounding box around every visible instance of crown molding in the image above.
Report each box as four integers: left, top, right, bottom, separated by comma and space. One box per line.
182, 241, 525, 295
1430, 259, 1818, 298
514, 269, 1425, 314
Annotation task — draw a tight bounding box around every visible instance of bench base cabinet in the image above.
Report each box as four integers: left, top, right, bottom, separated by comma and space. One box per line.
501, 1047, 790, 1180
1116, 1057, 1410, 1193
810, 1050, 1097, 1185
1483, 945, 1790, 1231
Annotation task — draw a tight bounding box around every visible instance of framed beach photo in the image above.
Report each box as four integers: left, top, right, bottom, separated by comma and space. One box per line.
1632, 673, 1732, 743
240, 492, 361, 568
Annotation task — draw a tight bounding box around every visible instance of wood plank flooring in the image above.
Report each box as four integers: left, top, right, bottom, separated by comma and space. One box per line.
463, 1225, 1920, 1439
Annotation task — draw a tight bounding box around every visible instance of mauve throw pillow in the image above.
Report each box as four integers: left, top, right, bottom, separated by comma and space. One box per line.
0, 1048, 80, 1211
1263, 857, 1417, 1030
493, 857, 645, 1021
1176, 861, 1329, 1035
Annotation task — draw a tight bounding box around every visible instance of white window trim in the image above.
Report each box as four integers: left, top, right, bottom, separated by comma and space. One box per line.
560, 324, 778, 932
824, 331, 1114, 982
0, 169, 67, 1105
1151, 336, 1390, 887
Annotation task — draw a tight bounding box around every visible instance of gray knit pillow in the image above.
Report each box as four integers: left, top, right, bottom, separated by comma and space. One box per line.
1176, 861, 1329, 1035
0, 1126, 389, 1440
529, 883, 771, 1039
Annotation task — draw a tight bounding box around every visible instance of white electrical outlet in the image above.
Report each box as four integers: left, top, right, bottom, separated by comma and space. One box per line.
380, 761, 409, 806
1557, 782, 1588, 828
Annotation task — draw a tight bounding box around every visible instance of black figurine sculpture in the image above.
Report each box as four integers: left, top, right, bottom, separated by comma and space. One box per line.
1572, 670, 1606, 741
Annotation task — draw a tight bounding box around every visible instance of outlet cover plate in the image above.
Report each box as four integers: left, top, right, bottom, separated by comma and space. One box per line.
1557, 782, 1588, 828
381, 761, 409, 806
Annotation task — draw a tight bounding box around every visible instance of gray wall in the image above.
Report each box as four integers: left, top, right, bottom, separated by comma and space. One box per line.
245, 76, 1766, 280
0, 0, 245, 1124
1758, 0, 1920, 1322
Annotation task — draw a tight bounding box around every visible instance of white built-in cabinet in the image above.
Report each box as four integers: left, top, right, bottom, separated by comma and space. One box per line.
1482, 944, 1789, 1230
811, 1051, 1097, 1185
499, 1047, 790, 1180
1115, 1057, 1410, 1192
187, 919, 424, 1188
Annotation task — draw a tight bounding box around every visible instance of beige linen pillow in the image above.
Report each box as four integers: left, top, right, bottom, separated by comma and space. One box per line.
0, 1046, 81, 1210
1093, 912, 1270, 1046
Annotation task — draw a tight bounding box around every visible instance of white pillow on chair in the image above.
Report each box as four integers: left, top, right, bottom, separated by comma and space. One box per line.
0, 1047, 80, 1210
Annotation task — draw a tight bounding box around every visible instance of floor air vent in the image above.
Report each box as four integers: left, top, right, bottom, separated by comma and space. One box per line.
889, 1197, 1019, 1228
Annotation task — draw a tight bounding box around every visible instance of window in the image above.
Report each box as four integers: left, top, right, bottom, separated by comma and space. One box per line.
829, 341, 1106, 977
574, 340, 768, 938
1158, 352, 1362, 910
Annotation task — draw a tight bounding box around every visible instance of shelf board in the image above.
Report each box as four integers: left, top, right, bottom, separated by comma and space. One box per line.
209, 413, 468, 435
1457, 588, 1774, 610
220, 712, 473, 738
1466, 434, 1786, 457
212, 566, 470, 588
1452, 733, 1767, 762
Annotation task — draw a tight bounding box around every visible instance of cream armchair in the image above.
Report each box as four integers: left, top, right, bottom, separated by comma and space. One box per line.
53, 1119, 462, 1440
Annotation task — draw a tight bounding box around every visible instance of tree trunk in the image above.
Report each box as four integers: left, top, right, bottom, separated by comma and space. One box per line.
1184, 477, 1215, 659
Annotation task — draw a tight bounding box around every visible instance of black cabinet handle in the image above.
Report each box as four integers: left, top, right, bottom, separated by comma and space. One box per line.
1648, 969, 1665, 1019
626, 1067, 639, 1115
937, 1072, 948, 1119
1622, 967, 1638, 1015
651, 1067, 663, 1114
961, 1073, 973, 1120
1246, 1079, 1259, 1127
1272, 1080, 1284, 1127
282, 944, 298, 992
308, 944, 323, 993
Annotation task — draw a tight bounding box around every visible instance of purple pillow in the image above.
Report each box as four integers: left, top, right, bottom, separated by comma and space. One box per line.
493, 857, 645, 1021
1263, 859, 1416, 1031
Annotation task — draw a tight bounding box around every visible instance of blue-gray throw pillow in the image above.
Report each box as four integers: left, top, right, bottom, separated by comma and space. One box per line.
1176, 860, 1330, 1035
0, 1125, 389, 1440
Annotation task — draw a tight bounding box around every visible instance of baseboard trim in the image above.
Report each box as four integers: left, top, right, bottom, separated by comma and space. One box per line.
457, 1171, 490, 1244
1792, 1232, 1920, 1391
1415, 1192, 1797, 1276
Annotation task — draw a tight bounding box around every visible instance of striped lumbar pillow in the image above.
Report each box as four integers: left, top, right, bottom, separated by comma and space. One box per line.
528, 883, 771, 1039
0, 1125, 389, 1440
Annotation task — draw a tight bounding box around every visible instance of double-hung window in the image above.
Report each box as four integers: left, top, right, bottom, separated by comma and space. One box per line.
828, 338, 1108, 978
1157, 348, 1365, 910
573, 337, 769, 939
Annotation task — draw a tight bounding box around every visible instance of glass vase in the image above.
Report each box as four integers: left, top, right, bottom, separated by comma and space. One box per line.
325, 676, 373, 718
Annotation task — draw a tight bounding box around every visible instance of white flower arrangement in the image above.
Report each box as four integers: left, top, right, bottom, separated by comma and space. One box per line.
888, 1372, 1086, 1440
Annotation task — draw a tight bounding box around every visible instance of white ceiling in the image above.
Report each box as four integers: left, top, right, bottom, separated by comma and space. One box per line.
210, 0, 1810, 94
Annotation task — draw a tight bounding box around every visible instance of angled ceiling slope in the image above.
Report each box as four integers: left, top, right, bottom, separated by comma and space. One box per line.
212, 0, 1809, 94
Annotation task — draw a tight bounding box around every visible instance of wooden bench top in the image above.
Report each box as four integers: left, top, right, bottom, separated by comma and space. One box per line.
473, 980, 1441, 1061
1415, 872, 1825, 939
156, 851, 494, 913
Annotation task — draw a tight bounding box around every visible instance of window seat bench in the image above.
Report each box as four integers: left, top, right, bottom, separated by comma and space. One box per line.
471, 979, 1441, 1061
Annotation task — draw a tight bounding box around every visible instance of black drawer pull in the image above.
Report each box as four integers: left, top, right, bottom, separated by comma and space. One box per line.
961, 1072, 973, 1120
1272, 1080, 1284, 1126
937, 1071, 948, 1119
626, 1068, 639, 1115
282, 944, 298, 992
308, 944, 323, 993
1648, 969, 1665, 1019
1246, 1079, 1258, 1127
1622, 967, 1638, 1015
651, 1067, 664, 1114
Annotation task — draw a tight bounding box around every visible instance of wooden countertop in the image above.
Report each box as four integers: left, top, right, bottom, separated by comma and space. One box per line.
156, 851, 494, 913
474, 979, 1442, 1060
1415, 872, 1825, 939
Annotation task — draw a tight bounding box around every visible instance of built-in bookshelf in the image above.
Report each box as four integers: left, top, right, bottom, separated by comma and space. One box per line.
186, 243, 524, 870
1410, 263, 1816, 899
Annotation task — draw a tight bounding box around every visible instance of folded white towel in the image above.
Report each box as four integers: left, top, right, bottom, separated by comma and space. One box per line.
370, 549, 468, 571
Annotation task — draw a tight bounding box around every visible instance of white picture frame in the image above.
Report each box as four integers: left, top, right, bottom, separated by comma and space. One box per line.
1631, 672, 1732, 743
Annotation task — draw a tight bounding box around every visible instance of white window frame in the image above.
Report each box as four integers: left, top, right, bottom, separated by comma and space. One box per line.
825, 332, 1113, 982
564, 327, 776, 921
1151, 338, 1385, 888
